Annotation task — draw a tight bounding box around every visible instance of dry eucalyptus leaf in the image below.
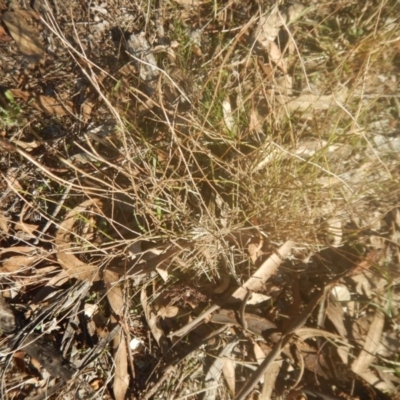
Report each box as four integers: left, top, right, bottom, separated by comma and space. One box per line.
141, 287, 168, 353
222, 357, 236, 396
157, 305, 180, 319
352, 309, 384, 375
204, 339, 239, 400
0, 213, 9, 235
55, 198, 103, 281
260, 358, 282, 400
254, 8, 284, 46
112, 327, 129, 400
283, 87, 348, 113
267, 41, 287, 73
1, 10, 45, 62
104, 269, 124, 316
11, 89, 74, 117
2, 254, 41, 273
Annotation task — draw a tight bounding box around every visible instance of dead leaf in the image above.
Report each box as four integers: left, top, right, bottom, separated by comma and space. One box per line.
104, 269, 129, 400
352, 309, 385, 373
11, 89, 74, 117
267, 41, 287, 73
326, 299, 347, 338
157, 305, 180, 319
55, 199, 102, 281
213, 275, 230, 294
248, 240, 263, 264
141, 287, 169, 353
222, 357, 236, 396
282, 87, 348, 113
254, 8, 284, 46
112, 325, 129, 400
1, 10, 45, 62
0, 24, 12, 42
2, 254, 41, 273
104, 269, 124, 316
260, 357, 282, 400
204, 339, 239, 400
0, 213, 9, 235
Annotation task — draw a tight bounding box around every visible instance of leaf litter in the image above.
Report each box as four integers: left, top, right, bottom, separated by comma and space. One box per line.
0, 1, 400, 399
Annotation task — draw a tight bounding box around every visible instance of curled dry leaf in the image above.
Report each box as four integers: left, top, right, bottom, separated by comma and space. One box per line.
230, 240, 295, 303
248, 240, 263, 264
55, 199, 102, 281
213, 275, 230, 294
1, 10, 45, 62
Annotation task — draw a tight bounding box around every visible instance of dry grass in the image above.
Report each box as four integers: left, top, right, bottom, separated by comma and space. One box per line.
1, 0, 400, 399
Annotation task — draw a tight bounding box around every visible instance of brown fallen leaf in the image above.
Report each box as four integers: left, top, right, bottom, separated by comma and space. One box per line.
10, 89, 74, 117
0, 213, 9, 235
112, 329, 129, 400
55, 199, 102, 281
1, 10, 45, 62
104, 269, 124, 317
141, 286, 169, 354
0, 24, 12, 42
222, 356, 236, 396
2, 254, 42, 273
282, 87, 349, 113
204, 339, 239, 400
104, 269, 129, 400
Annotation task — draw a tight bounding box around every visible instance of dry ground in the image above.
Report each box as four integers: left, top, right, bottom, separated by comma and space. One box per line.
1, 0, 400, 399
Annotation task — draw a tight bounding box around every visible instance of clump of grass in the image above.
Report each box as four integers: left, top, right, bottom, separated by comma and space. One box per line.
1, 0, 400, 399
